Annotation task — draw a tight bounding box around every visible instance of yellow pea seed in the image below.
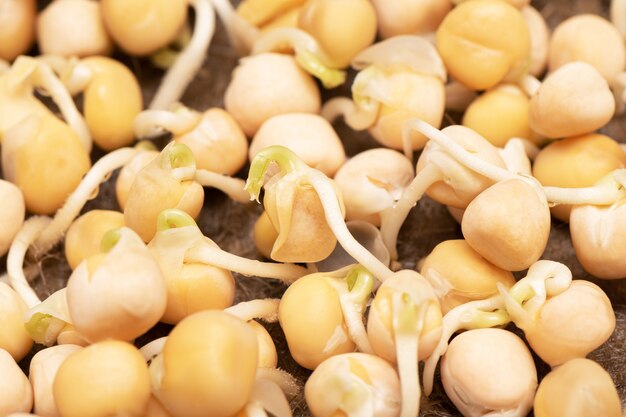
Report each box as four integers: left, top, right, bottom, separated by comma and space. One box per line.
298, 0, 377, 68
101, 0, 188, 56
82, 57, 143, 151
436, 0, 530, 90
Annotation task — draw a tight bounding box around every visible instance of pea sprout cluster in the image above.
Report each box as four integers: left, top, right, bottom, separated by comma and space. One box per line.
1, 1, 626, 417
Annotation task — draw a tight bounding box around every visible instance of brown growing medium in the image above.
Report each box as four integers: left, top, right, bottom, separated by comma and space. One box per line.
9, 1, 626, 417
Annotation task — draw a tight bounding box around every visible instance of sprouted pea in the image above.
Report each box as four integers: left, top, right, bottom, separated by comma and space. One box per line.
148, 210, 235, 324
422, 296, 510, 396
135, 105, 249, 176
151, 209, 308, 283
440, 328, 537, 417
116, 148, 159, 211
570, 196, 626, 279
436, 0, 531, 90
124, 143, 204, 242
279, 266, 374, 369
533, 133, 626, 222
420, 239, 516, 314
334, 148, 413, 226
64, 210, 126, 270
462, 84, 542, 148
0, 179, 24, 257
529, 61, 615, 138
381, 119, 626, 259
250, 113, 346, 177
498, 261, 615, 367
367, 270, 443, 417
461, 177, 551, 271
224, 53, 321, 136
549, 14, 625, 91
29, 344, 83, 417
305, 353, 401, 417
37, 0, 113, 58
150, 310, 259, 417
246, 145, 392, 279
0, 0, 35, 62
0, 348, 33, 415
371, 0, 451, 39
322, 35, 446, 154
66, 227, 167, 342
534, 358, 622, 417
0, 282, 33, 361
521, 5, 549, 77
54, 341, 151, 417
0, 56, 91, 150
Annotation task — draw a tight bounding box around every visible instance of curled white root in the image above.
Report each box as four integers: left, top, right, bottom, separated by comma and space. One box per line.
321, 97, 380, 131
133, 108, 200, 138
149, 0, 216, 110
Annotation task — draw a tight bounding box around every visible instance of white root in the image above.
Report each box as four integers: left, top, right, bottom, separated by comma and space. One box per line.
209, 0, 259, 55
225, 299, 280, 323
321, 97, 380, 131
33, 147, 141, 256
519, 74, 542, 97
184, 243, 308, 282
194, 169, 251, 203
328, 279, 374, 354
149, 0, 216, 110
256, 367, 301, 400
499, 138, 540, 175
380, 163, 443, 261
244, 402, 269, 417
392, 294, 425, 417
7, 216, 52, 308
140, 337, 167, 361
306, 171, 394, 282
251, 27, 335, 68
134, 109, 200, 138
